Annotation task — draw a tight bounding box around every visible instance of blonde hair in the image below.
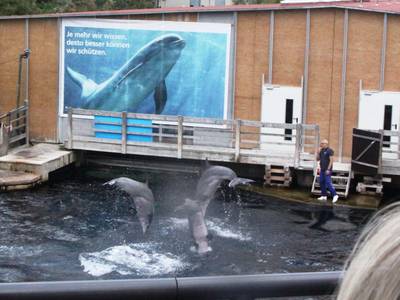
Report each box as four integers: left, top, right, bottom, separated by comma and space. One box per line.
337, 202, 400, 300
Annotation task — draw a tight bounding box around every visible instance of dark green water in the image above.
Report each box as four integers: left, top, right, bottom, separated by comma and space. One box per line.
0, 166, 371, 282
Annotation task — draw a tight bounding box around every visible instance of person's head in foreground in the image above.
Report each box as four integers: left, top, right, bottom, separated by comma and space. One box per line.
337, 202, 400, 300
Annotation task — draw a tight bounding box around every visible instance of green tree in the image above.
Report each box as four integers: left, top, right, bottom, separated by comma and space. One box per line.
0, 0, 39, 15
111, 0, 157, 10
233, 0, 280, 4
0, 0, 158, 16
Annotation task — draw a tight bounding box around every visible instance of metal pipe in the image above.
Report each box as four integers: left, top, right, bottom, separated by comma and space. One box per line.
16, 48, 31, 109
16, 54, 23, 109
25, 18, 30, 102
268, 10, 274, 84
302, 9, 310, 124
338, 9, 349, 163
231, 11, 238, 120
0, 271, 342, 300
379, 13, 387, 91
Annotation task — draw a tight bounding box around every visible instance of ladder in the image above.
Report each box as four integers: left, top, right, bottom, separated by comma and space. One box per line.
311, 170, 351, 198
264, 164, 292, 187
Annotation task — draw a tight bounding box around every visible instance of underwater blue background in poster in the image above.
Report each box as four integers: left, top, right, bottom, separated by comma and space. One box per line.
63, 25, 228, 119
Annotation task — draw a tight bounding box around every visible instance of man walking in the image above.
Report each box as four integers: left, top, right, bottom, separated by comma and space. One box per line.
317, 139, 339, 203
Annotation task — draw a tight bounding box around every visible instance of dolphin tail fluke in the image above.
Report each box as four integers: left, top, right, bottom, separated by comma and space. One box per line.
228, 177, 254, 188
154, 80, 167, 114
66, 66, 98, 99
66, 66, 88, 88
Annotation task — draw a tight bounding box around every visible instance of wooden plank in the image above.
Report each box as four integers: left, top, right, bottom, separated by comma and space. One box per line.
68, 108, 73, 149
235, 119, 241, 162
177, 116, 183, 159
121, 111, 127, 154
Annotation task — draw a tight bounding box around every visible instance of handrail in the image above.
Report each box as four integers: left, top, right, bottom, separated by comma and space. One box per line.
67, 108, 320, 168
0, 100, 29, 154
0, 271, 342, 300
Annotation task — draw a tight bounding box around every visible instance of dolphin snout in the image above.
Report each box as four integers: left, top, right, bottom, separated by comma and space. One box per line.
162, 34, 185, 50
103, 179, 116, 186
228, 178, 254, 188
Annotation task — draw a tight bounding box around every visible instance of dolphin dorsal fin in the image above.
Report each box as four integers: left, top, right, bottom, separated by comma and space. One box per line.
66, 66, 98, 99
203, 158, 211, 170
199, 158, 211, 175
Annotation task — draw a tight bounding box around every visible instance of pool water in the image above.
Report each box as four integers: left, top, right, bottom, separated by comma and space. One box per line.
0, 166, 371, 282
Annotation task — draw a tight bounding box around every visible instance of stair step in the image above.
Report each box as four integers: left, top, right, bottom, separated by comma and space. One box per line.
0, 170, 41, 191
314, 184, 348, 189
311, 170, 351, 198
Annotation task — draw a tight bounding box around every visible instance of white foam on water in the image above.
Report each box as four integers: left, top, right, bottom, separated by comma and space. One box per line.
0, 245, 43, 257
79, 243, 189, 277
165, 217, 251, 241
206, 218, 251, 241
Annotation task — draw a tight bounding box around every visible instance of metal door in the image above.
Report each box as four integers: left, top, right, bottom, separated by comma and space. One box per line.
359, 91, 400, 159
260, 85, 303, 152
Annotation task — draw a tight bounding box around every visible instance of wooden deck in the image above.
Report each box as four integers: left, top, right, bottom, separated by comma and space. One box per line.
0, 143, 76, 182
65, 108, 321, 171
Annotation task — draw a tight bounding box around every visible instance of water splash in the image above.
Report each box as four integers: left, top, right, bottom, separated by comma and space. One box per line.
166, 217, 250, 241
167, 217, 188, 230
79, 243, 189, 277
206, 218, 251, 241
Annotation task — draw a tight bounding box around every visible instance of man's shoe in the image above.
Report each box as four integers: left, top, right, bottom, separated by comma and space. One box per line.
317, 196, 327, 201
333, 195, 339, 203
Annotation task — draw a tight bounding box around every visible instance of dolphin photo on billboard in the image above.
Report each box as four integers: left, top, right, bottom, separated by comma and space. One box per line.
59, 19, 231, 119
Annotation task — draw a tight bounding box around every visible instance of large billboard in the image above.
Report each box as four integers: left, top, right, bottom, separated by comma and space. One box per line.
59, 19, 231, 119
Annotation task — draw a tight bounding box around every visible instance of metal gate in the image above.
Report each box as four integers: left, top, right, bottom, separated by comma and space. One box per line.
351, 128, 382, 175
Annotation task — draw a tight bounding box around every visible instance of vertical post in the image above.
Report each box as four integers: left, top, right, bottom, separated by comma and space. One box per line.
397, 130, 400, 160
380, 13, 387, 91
302, 9, 310, 124
314, 125, 320, 175
379, 129, 384, 173
177, 116, 183, 159
25, 19, 29, 101
294, 124, 302, 168
235, 119, 241, 162
229, 12, 238, 119
268, 11, 274, 84
24, 100, 29, 147
339, 9, 349, 163
121, 111, 127, 154
68, 107, 73, 149
16, 55, 23, 109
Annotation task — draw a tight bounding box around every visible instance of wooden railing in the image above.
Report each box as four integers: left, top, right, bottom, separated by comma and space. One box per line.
0, 100, 29, 155
380, 129, 400, 160
66, 108, 319, 169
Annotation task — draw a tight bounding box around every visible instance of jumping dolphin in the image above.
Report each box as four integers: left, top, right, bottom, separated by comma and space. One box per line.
177, 164, 254, 254
103, 177, 154, 234
178, 198, 210, 254
194, 165, 254, 217
66, 34, 186, 114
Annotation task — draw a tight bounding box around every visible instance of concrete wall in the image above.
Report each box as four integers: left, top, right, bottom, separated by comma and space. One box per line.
0, 8, 395, 161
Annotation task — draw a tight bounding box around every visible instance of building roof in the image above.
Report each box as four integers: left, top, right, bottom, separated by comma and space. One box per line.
1, 1, 400, 20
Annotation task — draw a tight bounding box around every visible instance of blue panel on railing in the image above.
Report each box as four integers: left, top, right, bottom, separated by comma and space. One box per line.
94, 116, 152, 142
